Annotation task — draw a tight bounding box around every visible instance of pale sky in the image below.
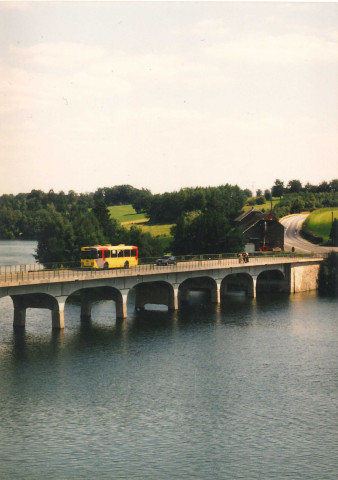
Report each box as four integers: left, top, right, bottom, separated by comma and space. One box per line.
0, 1, 337, 195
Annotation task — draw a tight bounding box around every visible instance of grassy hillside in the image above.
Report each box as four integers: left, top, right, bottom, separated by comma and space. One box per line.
108, 205, 147, 223
108, 204, 173, 250
302, 208, 338, 243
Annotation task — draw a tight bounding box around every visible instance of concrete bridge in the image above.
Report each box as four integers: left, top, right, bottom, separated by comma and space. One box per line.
0, 256, 322, 329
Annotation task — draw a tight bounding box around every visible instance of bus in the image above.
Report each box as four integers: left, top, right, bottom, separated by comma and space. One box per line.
80, 244, 138, 269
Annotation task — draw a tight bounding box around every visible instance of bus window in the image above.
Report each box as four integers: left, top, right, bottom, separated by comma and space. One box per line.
111, 250, 117, 258
124, 250, 131, 257
104, 250, 110, 258
118, 250, 124, 257
81, 249, 98, 260
131, 249, 136, 257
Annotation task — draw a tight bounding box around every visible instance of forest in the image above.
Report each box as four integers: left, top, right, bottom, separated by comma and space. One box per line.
0, 179, 337, 263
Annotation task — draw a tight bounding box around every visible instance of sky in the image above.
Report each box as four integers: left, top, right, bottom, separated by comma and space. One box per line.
0, 1, 337, 196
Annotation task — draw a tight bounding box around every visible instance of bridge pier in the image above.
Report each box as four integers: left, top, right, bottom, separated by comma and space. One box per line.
13, 296, 26, 327
170, 285, 179, 311
52, 298, 66, 329
81, 298, 92, 319
116, 290, 128, 319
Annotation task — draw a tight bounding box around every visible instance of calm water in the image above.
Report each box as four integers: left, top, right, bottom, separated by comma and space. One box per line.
0, 241, 337, 479
0, 239, 37, 265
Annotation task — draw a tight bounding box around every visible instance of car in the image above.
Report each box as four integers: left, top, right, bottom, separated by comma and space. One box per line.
155, 255, 176, 266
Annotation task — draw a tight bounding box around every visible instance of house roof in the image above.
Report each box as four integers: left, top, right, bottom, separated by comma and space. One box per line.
235, 208, 283, 234
235, 207, 261, 223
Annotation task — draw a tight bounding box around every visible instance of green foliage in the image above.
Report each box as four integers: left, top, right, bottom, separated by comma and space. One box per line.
34, 205, 77, 265
94, 185, 151, 207
318, 252, 338, 296
287, 179, 302, 193
264, 189, 271, 201
145, 185, 246, 224
171, 206, 245, 255
273, 192, 338, 219
271, 179, 284, 199
0, 190, 93, 240
255, 196, 265, 205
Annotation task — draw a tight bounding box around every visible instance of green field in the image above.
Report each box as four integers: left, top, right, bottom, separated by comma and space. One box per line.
108, 204, 174, 238
243, 198, 279, 212
302, 208, 338, 243
108, 205, 147, 223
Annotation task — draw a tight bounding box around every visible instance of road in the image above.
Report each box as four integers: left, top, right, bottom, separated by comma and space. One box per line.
280, 214, 338, 254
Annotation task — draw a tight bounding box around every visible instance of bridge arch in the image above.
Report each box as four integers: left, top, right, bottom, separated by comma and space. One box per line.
11, 292, 65, 329
179, 276, 218, 305
133, 281, 175, 311
256, 269, 288, 294
68, 286, 126, 321
221, 273, 254, 297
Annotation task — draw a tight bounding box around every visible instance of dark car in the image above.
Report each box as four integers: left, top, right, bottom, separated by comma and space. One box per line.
156, 255, 176, 266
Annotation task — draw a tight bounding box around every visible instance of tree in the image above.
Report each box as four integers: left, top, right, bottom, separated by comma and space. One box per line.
132, 189, 153, 214
35, 205, 76, 265
243, 189, 252, 198
329, 179, 338, 192
255, 196, 265, 205
171, 209, 245, 255
318, 181, 330, 193
264, 189, 271, 201
271, 179, 284, 199
290, 198, 305, 214
256, 189, 262, 197
287, 179, 302, 193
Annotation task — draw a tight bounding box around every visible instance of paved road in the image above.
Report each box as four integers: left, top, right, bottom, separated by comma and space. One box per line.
281, 214, 338, 254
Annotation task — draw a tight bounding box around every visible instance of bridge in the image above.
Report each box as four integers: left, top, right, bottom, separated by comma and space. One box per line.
0, 255, 322, 329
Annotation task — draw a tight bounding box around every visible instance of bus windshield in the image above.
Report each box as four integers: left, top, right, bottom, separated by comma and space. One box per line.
81, 249, 98, 260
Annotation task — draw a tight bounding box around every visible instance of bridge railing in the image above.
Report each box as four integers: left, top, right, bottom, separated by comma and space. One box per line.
0, 252, 320, 285
0, 251, 317, 275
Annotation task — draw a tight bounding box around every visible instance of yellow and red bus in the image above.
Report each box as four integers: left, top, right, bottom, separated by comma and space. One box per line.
81, 244, 138, 269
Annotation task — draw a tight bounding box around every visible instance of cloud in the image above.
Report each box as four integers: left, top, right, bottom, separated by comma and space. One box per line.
204, 33, 338, 65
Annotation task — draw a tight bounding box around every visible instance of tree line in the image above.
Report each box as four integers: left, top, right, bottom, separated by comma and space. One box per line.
0, 184, 247, 262
34, 200, 164, 265
0, 179, 337, 263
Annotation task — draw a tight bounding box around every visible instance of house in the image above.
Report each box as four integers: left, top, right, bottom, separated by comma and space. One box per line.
235, 208, 285, 251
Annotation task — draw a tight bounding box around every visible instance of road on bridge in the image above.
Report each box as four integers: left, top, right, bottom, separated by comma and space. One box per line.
281, 214, 338, 254
0, 255, 321, 288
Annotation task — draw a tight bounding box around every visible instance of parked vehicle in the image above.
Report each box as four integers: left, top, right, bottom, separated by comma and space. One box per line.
155, 255, 176, 266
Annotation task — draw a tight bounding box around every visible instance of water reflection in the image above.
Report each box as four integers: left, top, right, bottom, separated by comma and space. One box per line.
0, 291, 337, 480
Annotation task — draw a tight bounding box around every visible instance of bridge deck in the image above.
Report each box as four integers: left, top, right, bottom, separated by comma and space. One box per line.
0, 256, 322, 288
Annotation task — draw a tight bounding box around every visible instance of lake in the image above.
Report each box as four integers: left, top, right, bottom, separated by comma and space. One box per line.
0, 241, 337, 479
